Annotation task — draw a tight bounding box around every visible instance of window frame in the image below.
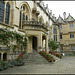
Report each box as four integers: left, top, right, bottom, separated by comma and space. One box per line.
0, 1, 5, 22
70, 33, 74, 39
60, 24, 62, 29
69, 23, 74, 28
60, 34, 62, 39
5, 3, 10, 24
53, 28, 57, 42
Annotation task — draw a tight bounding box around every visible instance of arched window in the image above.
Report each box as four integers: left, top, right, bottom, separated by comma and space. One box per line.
19, 12, 21, 29
5, 3, 10, 24
0, 1, 5, 22
26, 15, 28, 21
23, 6, 25, 11
53, 28, 57, 42
23, 13, 25, 20
19, 4, 30, 29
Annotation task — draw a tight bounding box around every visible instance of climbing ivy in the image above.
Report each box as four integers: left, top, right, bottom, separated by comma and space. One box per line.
0, 28, 27, 52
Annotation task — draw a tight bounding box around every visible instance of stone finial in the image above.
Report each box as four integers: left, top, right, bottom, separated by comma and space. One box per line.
53, 14, 55, 17
46, 4, 48, 8
69, 13, 70, 16
63, 12, 66, 20
49, 10, 52, 17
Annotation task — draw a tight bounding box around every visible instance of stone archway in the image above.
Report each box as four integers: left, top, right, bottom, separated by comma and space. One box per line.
3, 53, 7, 61
32, 36, 37, 51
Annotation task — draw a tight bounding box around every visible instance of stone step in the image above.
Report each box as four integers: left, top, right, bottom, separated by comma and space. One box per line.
23, 51, 51, 65
23, 51, 61, 65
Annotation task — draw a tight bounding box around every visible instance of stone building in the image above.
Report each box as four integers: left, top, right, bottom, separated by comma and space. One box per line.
57, 12, 75, 53
0, 1, 60, 61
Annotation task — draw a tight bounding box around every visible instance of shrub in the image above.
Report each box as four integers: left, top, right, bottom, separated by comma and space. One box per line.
0, 61, 8, 71
48, 40, 59, 51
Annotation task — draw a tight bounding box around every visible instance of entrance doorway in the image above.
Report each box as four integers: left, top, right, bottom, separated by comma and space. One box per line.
32, 36, 37, 51
3, 53, 7, 61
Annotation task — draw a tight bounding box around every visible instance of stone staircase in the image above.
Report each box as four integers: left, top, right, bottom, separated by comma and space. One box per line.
23, 50, 51, 65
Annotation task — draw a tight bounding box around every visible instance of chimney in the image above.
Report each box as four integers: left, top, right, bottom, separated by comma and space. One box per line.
46, 4, 48, 8
49, 10, 52, 17
63, 12, 66, 20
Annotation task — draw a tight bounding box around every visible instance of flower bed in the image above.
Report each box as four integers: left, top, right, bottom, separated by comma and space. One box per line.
49, 50, 62, 59
16, 50, 27, 61
39, 50, 55, 62
14, 50, 27, 66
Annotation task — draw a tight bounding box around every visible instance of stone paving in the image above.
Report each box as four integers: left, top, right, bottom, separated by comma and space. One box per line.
0, 56, 75, 74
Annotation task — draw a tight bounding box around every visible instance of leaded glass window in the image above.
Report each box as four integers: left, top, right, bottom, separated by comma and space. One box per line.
26, 15, 28, 21
23, 13, 25, 20
70, 33, 74, 38
19, 12, 21, 29
0, 1, 4, 22
69, 23, 74, 28
53, 28, 57, 42
5, 3, 10, 24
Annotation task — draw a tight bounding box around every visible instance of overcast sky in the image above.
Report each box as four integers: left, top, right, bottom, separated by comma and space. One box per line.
44, 1, 75, 19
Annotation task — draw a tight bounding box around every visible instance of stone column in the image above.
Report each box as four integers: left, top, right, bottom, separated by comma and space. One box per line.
1, 53, 3, 61
38, 33, 42, 52
27, 36, 32, 53
7, 52, 9, 61
46, 35, 48, 52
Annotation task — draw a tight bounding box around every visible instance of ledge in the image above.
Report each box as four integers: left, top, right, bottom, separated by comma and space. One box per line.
18, 29, 25, 33
0, 22, 14, 29
23, 20, 48, 31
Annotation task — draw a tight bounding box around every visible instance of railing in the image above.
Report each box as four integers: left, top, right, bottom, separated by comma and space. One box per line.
23, 20, 48, 30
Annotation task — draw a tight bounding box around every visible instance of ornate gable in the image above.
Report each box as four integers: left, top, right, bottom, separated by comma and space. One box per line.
65, 13, 75, 22
56, 15, 65, 24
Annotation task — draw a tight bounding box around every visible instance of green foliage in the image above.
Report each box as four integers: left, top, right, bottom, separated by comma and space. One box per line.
0, 28, 27, 52
48, 40, 59, 51
0, 61, 8, 71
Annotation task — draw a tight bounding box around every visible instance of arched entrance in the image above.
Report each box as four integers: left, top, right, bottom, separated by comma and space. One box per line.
3, 53, 7, 61
32, 36, 37, 51
42, 35, 46, 49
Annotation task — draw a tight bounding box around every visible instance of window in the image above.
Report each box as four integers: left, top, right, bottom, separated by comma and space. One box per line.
53, 29, 57, 34
0, 1, 4, 22
5, 3, 10, 24
19, 12, 21, 29
23, 13, 25, 20
70, 33, 74, 38
69, 23, 74, 28
70, 46, 75, 51
23, 6, 25, 11
19, 4, 29, 29
60, 24, 62, 29
53, 29, 57, 42
60, 34, 62, 39
26, 15, 28, 21
60, 46, 63, 51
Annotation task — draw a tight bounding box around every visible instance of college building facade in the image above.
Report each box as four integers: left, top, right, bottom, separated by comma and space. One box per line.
0, 0, 74, 61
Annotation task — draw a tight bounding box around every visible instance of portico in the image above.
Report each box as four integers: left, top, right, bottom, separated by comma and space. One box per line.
23, 20, 48, 53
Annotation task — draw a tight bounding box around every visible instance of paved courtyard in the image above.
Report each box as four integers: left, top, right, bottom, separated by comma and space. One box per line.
0, 56, 75, 74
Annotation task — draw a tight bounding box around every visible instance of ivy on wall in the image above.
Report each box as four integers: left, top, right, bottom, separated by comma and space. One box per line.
0, 28, 27, 53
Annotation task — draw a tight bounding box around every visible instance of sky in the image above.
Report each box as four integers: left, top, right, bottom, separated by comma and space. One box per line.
44, 1, 75, 19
